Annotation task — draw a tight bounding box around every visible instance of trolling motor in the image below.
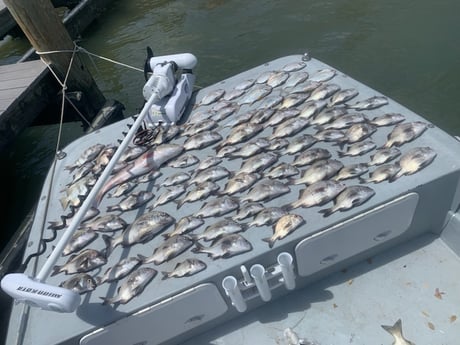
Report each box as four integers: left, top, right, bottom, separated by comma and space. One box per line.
0, 50, 198, 313
142, 48, 197, 127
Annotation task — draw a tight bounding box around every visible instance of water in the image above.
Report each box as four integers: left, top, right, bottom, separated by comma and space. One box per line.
2, 0, 460, 259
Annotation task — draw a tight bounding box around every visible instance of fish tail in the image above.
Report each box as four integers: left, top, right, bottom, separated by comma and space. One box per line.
318, 207, 334, 217
191, 242, 205, 254
337, 150, 346, 158
99, 296, 113, 306
381, 319, 403, 338
51, 265, 62, 277
281, 203, 294, 212
261, 237, 275, 248
161, 272, 170, 280
106, 205, 119, 213
95, 276, 104, 286
102, 234, 115, 257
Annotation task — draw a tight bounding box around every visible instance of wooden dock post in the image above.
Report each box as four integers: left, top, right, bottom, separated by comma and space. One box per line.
4, 0, 106, 122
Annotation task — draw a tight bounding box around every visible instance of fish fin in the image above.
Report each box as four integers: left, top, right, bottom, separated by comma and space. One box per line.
99, 296, 112, 306
261, 237, 275, 248
191, 242, 204, 254
102, 234, 115, 257
51, 265, 62, 277
337, 150, 346, 158
106, 205, 119, 212
161, 272, 170, 280
381, 318, 403, 338
318, 207, 334, 217
281, 203, 293, 212
161, 232, 172, 240
95, 276, 103, 286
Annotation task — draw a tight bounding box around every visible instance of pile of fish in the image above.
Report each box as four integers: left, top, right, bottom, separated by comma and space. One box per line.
50, 58, 437, 305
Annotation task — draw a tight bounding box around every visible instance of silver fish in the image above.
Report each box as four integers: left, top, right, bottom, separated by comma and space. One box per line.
136, 170, 162, 184
195, 156, 222, 173
240, 179, 290, 203
337, 140, 376, 157
320, 113, 368, 130
96, 144, 184, 204
287, 180, 346, 210
284, 71, 309, 88
250, 108, 277, 124
234, 79, 255, 90
153, 125, 181, 145
216, 145, 239, 158
65, 143, 105, 172
195, 196, 239, 218
381, 319, 415, 345
96, 257, 142, 285
360, 163, 401, 184
248, 207, 288, 227
59, 273, 97, 294
313, 128, 346, 142
188, 109, 214, 124
369, 113, 405, 127
383, 121, 431, 148
319, 185, 375, 217
336, 123, 377, 147
392, 146, 436, 181
223, 110, 253, 128
223, 88, 245, 101
278, 93, 309, 109
263, 214, 305, 248
309, 68, 336, 82
238, 152, 278, 174
176, 181, 220, 209
292, 148, 332, 167
193, 218, 248, 242
100, 267, 157, 305
328, 88, 359, 107
212, 104, 239, 121
290, 80, 322, 94
198, 88, 225, 106
282, 61, 306, 72
283, 327, 307, 345
168, 153, 199, 168
290, 159, 344, 185
182, 119, 218, 137
267, 138, 290, 151
106, 191, 154, 213
161, 258, 207, 280
192, 233, 252, 260
309, 83, 340, 101
92, 146, 116, 175
255, 70, 277, 84
68, 162, 94, 186
216, 122, 264, 149
333, 163, 369, 181
256, 95, 284, 110
265, 109, 300, 128
284, 134, 317, 155
265, 162, 299, 179
221, 172, 259, 196
103, 210, 175, 254
310, 107, 348, 126
183, 130, 222, 151
52, 249, 107, 276
189, 166, 231, 185
368, 147, 401, 166
108, 182, 136, 198
60, 175, 95, 210
266, 71, 289, 88
118, 145, 148, 163
62, 229, 98, 256
81, 214, 128, 233
237, 84, 272, 105
228, 138, 270, 159
163, 216, 205, 239
347, 96, 388, 110
233, 202, 265, 221
161, 171, 191, 188
299, 100, 328, 121
212, 100, 237, 112
140, 235, 194, 265
269, 117, 310, 140
151, 185, 185, 208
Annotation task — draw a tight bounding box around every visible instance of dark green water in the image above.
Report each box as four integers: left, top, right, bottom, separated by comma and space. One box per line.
1, 0, 460, 256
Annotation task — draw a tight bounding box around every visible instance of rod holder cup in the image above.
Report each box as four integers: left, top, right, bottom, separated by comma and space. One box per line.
222, 276, 247, 312
250, 264, 272, 302
277, 252, 296, 290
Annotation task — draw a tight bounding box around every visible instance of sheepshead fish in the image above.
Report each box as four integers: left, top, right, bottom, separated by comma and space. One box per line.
195, 196, 239, 218
284, 71, 309, 88
262, 214, 305, 248
265, 109, 300, 128
237, 84, 272, 105
383, 121, 432, 148
248, 207, 288, 227
310, 107, 347, 127
392, 146, 436, 181
59, 273, 97, 294
193, 218, 248, 242
183, 131, 222, 151
221, 172, 259, 195
96, 143, 184, 204
197, 88, 225, 106
269, 117, 309, 140
278, 93, 309, 109
336, 123, 377, 147
167, 153, 200, 168
360, 163, 401, 184
100, 267, 157, 305
309, 83, 340, 101
182, 119, 218, 137
320, 113, 368, 130
81, 214, 128, 233
347, 96, 388, 110
241, 179, 290, 203
369, 113, 405, 127
106, 191, 154, 213
151, 185, 185, 208
60, 174, 96, 210
381, 319, 415, 345
52, 249, 107, 276
298, 100, 328, 121
233, 202, 265, 221
96, 257, 142, 285
65, 143, 105, 172
62, 229, 98, 256
333, 163, 369, 181
189, 166, 231, 186
290, 159, 343, 185
227, 138, 270, 159
140, 235, 194, 265
282, 61, 306, 72
266, 70, 289, 88
319, 185, 375, 217
216, 122, 264, 150
367, 147, 401, 166
292, 148, 332, 167
309, 68, 336, 82
287, 180, 346, 210
192, 233, 252, 259
238, 152, 278, 174
328, 88, 359, 107
337, 140, 376, 157
163, 216, 205, 239
176, 181, 220, 209
284, 134, 317, 155
195, 156, 222, 173
161, 171, 191, 188
265, 163, 299, 179
161, 258, 207, 280
103, 210, 175, 254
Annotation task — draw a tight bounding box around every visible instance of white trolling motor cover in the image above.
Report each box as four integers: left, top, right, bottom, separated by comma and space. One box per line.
1, 273, 81, 313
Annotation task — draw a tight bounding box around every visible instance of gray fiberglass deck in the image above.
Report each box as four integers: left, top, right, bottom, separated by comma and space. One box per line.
5, 55, 460, 345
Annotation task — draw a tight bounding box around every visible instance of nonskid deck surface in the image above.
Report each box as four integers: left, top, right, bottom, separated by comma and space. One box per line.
183, 234, 460, 345
8, 54, 460, 345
